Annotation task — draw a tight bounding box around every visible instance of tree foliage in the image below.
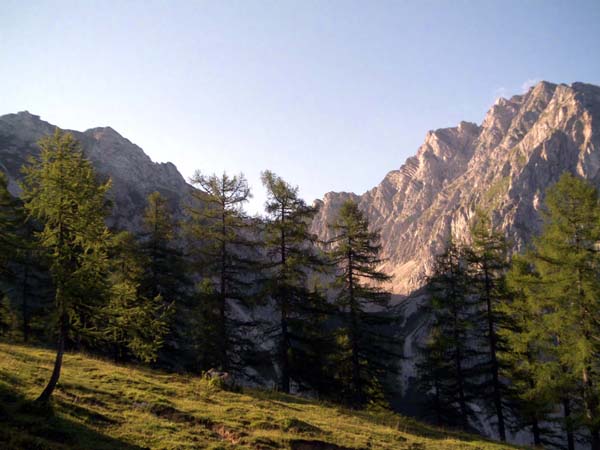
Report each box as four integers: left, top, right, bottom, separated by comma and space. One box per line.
328, 200, 398, 408
504, 173, 600, 449
416, 240, 478, 430
187, 171, 261, 374
21, 129, 113, 402
260, 170, 328, 393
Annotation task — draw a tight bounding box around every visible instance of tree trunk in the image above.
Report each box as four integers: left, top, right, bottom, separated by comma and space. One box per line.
219, 205, 228, 371
531, 417, 541, 447
433, 377, 442, 427
21, 259, 30, 343
280, 310, 290, 393
36, 311, 67, 403
347, 240, 362, 408
350, 306, 361, 407
279, 204, 290, 393
483, 263, 506, 441
591, 429, 600, 450
563, 398, 575, 450
451, 284, 468, 432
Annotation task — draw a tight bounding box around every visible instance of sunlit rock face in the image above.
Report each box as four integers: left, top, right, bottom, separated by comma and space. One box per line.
0, 111, 194, 231
312, 81, 600, 295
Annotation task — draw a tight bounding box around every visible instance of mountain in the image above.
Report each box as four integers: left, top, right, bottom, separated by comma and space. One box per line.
5, 81, 599, 295
0, 111, 193, 231
312, 81, 600, 295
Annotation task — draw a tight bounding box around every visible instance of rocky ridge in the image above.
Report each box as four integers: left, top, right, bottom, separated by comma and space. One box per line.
312, 81, 600, 295
0, 111, 194, 231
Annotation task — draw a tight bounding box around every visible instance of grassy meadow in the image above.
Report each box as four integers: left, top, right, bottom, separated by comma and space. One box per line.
0, 342, 520, 449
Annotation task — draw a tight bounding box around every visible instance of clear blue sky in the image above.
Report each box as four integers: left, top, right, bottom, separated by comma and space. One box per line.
2, 1, 599, 213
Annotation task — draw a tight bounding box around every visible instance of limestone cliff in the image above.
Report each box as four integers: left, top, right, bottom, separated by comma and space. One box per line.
312, 81, 600, 295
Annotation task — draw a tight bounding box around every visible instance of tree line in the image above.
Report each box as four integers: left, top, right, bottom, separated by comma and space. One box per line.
0, 130, 399, 410
417, 173, 600, 449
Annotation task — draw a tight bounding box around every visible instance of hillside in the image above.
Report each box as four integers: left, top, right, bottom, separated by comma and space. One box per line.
0, 343, 517, 450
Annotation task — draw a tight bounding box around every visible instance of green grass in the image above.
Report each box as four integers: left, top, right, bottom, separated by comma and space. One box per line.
0, 342, 520, 449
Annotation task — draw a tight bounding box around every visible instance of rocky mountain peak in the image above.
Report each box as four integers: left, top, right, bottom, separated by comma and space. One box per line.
0, 113, 193, 231
87, 126, 125, 141
312, 80, 600, 295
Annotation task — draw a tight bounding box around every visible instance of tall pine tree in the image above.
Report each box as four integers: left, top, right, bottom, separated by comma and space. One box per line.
505, 173, 600, 450
416, 240, 478, 430
260, 170, 327, 393
139, 191, 194, 371
0, 171, 23, 336
328, 200, 398, 408
465, 211, 510, 441
501, 255, 560, 448
21, 130, 112, 403
104, 231, 172, 363
186, 171, 260, 374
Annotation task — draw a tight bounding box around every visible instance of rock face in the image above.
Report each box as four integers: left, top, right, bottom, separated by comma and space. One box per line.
312, 81, 600, 295
0, 111, 194, 231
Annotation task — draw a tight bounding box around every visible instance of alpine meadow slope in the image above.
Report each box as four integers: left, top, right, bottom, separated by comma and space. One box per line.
0, 342, 518, 450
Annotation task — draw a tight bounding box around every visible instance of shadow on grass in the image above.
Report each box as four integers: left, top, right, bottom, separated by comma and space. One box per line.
0, 383, 146, 450
334, 407, 511, 447
242, 387, 512, 448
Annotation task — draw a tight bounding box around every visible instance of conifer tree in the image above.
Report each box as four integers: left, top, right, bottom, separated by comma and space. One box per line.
0, 175, 52, 342
104, 231, 172, 363
328, 200, 398, 408
465, 211, 510, 441
186, 171, 260, 373
501, 255, 559, 448
416, 325, 460, 427
286, 281, 338, 397
140, 191, 177, 299
21, 129, 112, 403
0, 172, 23, 335
12, 223, 53, 344
416, 240, 477, 430
139, 191, 193, 370
0, 172, 20, 274
260, 170, 326, 393
505, 173, 600, 449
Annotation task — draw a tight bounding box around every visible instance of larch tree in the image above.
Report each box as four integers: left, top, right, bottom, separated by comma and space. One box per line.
139, 191, 193, 370
0, 171, 23, 336
0, 172, 20, 273
416, 240, 477, 430
260, 170, 326, 393
501, 254, 558, 448
505, 173, 600, 450
0, 174, 51, 343
104, 231, 172, 363
327, 199, 398, 408
465, 211, 510, 442
187, 171, 260, 373
21, 129, 112, 403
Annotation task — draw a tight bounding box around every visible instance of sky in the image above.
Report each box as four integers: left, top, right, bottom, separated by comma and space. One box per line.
2, 0, 600, 214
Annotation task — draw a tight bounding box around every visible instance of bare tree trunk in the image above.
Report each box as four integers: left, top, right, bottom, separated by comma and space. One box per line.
563, 398, 575, 450
21, 260, 30, 343
36, 310, 67, 403
483, 264, 506, 441
531, 417, 541, 447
